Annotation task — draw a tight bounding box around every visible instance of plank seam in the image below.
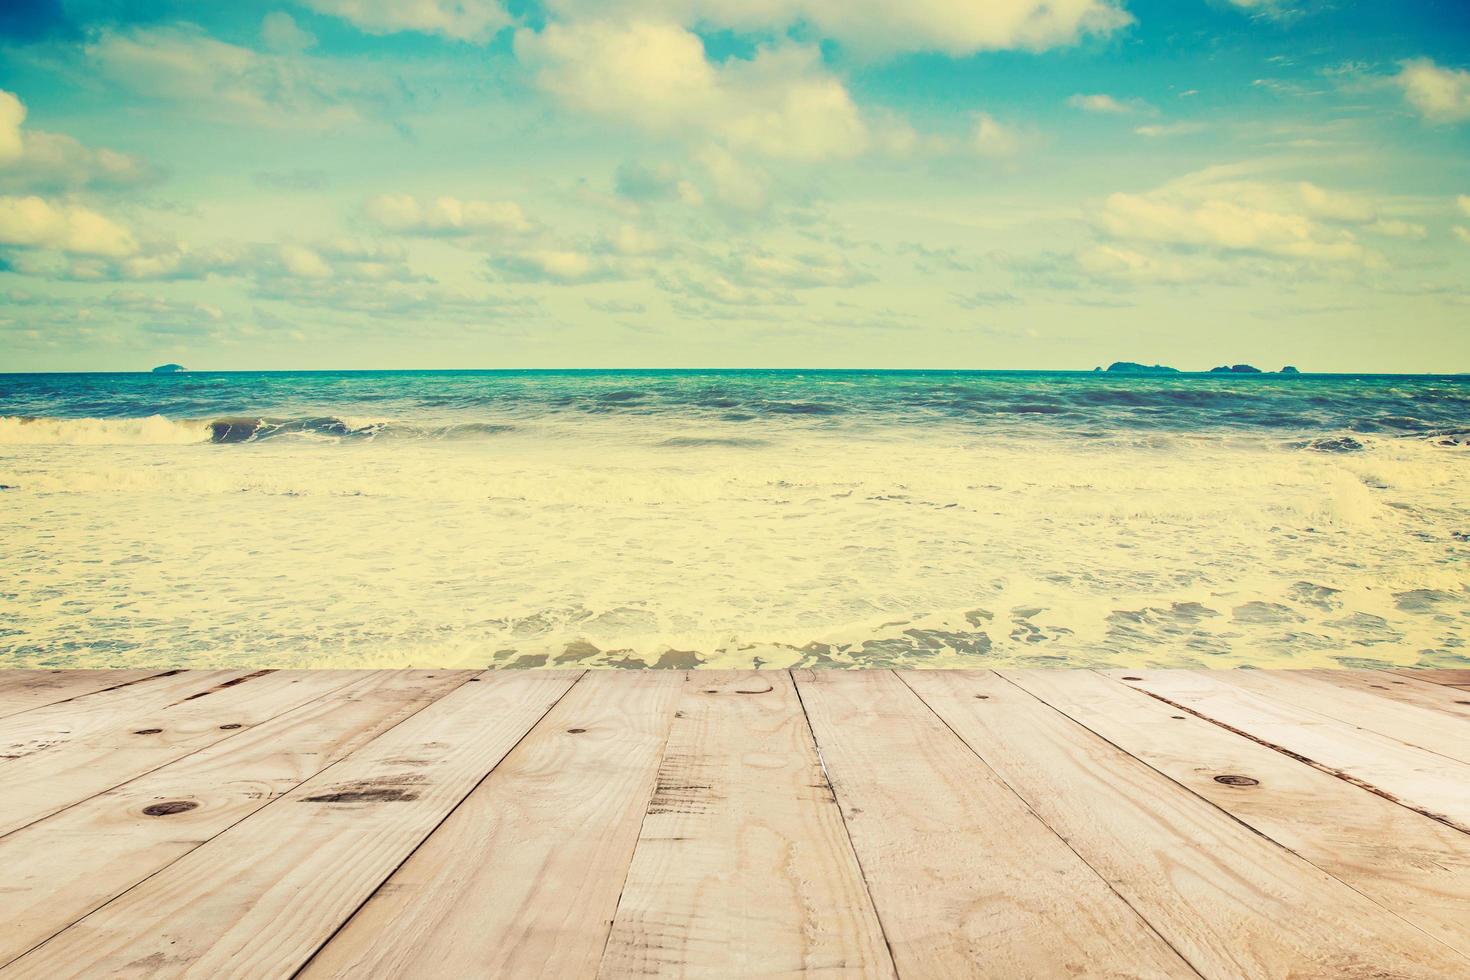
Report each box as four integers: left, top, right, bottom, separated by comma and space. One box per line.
1208, 671, 1470, 767
1013, 671, 1470, 963
590, 670, 690, 976
290, 670, 589, 980
1391, 669, 1470, 691
788, 669, 901, 978
895, 670, 1208, 980
1121, 682, 1470, 838
1364, 670, 1470, 715
0, 669, 187, 721
0, 669, 481, 970
0, 670, 372, 844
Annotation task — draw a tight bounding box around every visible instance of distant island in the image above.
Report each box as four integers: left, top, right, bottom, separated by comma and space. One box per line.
1102, 362, 1180, 374
1099, 362, 1304, 375
151, 363, 186, 374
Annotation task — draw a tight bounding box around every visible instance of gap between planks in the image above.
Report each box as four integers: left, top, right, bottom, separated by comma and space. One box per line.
2, 669, 1469, 980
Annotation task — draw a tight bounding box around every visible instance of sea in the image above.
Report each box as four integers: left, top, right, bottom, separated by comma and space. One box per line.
2, 369, 1468, 670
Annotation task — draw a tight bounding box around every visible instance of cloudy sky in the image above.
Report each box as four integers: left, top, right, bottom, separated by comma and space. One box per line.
1, 0, 1468, 371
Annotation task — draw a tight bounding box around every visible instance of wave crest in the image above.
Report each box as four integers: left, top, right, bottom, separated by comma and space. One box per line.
0, 415, 212, 445
0, 415, 520, 445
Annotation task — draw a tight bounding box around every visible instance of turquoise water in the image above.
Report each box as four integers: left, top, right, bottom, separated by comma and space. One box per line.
2, 370, 1468, 670
3, 370, 1469, 443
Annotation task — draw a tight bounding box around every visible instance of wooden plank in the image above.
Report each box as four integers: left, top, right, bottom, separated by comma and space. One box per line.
0, 668, 240, 756
1214, 670, 1470, 765
1310, 669, 1470, 722
0, 670, 472, 968
595, 671, 894, 979
1390, 669, 1470, 691
0, 670, 169, 720
0, 669, 364, 837
1112, 669, 1470, 835
1006, 669, 1470, 958
906, 670, 1470, 979
792, 669, 1193, 979
303, 670, 683, 980
3, 671, 579, 979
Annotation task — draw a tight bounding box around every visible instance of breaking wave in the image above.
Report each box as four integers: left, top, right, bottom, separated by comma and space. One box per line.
0, 415, 518, 445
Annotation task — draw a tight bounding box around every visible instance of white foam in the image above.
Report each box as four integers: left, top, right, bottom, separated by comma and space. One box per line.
0, 415, 212, 445
1, 424, 1467, 669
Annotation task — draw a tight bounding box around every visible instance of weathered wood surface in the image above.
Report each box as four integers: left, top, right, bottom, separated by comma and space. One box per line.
598, 671, 893, 979
1001, 670, 1470, 961
1, 667, 1468, 979
302, 670, 682, 979
1111, 669, 1470, 835
794, 669, 1192, 979
1393, 668, 1470, 690
0, 670, 472, 967
0, 669, 171, 720
0, 669, 364, 837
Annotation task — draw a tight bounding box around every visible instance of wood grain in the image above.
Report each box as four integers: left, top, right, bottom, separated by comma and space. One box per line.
303, 670, 682, 980
0, 669, 471, 968
794, 669, 1193, 979
1215, 669, 1470, 765
907, 669, 1470, 979
0, 670, 170, 720
1313, 669, 1470, 720
598, 671, 894, 979
0, 669, 361, 836
3, 668, 1468, 979
1006, 669, 1470, 958
1111, 669, 1470, 834
4, 671, 578, 979
1393, 669, 1470, 690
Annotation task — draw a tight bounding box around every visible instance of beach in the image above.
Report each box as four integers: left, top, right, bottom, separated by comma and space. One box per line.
2, 370, 1467, 671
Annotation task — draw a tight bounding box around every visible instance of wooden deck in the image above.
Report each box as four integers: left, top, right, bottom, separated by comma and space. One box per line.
1, 668, 1469, 978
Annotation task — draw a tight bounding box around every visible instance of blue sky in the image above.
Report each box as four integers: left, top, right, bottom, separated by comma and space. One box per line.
1, 0, 1468, 371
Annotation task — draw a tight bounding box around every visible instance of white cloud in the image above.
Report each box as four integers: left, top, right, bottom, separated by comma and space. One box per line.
0, 195, 138, 257
694, 145, 770, 210
1295, 181, 1376, 224
0, 89, 156, 193
1367, 219, 1426, 240
1456, 226, 1470, 246
0, 91, 22, 163
1394, 59, 1470, 123
1097, 191, 1369, 264
971, 113, 1024, 158
86, 25, 363, 128
657, 268, 793, 306
36, 237, 426, 285
732, 249, 872, 288
541, 0, 1130, 57
262, 12, 318, 52
1088, 171, 1404, 272
1134, 122, 1205, 138
1076, 244, 1216, 284
364, 194, 533, 235
490, 248, 627, 283
516, 21, 868, 161
597, 223, 665, 257
1457, 195, 1470, 218
1067, 93, 1135, 114
301, 0, 509, 41
278, 243, 333, 279
1220, 0, 1299, 21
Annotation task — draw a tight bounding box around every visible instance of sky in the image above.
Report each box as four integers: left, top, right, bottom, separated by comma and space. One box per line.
0, 0, 1468, 372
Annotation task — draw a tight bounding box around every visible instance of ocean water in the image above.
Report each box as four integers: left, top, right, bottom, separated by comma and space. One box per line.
2, 369, 1468, 671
